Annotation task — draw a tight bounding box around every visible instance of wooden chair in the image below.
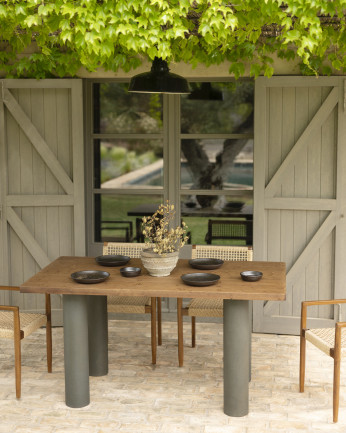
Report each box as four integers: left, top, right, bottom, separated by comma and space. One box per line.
0, 286, 52, 398
177, 245, 253, 367
103, 242, 162, 364
101, 220, 134, 242
205, 219, 253, 245
300, 299, 346, 422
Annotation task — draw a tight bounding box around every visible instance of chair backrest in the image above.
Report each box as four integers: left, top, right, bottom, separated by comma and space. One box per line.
191, 245, 253, 261
101, 221, 133, 243
205, 219, 253, 245
103, 242, 147, 258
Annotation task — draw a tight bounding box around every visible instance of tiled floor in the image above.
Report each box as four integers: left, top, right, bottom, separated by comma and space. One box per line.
0, 319, 346, 433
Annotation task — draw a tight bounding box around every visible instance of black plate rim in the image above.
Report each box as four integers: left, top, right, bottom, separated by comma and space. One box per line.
71, 270, 110, 284
95, 255, 131, 266
181, 272, 220, 286
189, 258, 224, 269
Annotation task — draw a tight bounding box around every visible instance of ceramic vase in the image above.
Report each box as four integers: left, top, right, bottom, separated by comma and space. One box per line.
140, 249, 179, 277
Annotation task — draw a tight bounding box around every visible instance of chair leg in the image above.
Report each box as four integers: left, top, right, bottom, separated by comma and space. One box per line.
191, 316, 196, 348
46, 319, 53, 373
299, 331, 306, 393
150, 297, 157, 365
177, 298, 183, 367
14, 333, 21, 399
45, 293, 53, 372
333, 357, 341, 423
157, 297, 162, 346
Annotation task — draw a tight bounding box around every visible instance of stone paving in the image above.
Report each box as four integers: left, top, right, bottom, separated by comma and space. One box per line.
0, 319, 346, 433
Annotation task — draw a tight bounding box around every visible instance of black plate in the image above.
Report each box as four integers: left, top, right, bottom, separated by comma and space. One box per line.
189, 258, 224, 270
240, 271, 263, 282
95, 255, 130, 267
181, 273, 220, 286
120, 267, 141, 278
71, 270, 110, 284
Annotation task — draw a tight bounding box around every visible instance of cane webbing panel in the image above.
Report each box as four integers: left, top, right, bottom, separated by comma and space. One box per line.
0, 311, 46, 339
187, 298, 223, 317
306, 328, 346, 357
187, 246, 253, 318
103, 242, 146, 258
191, 245, 253, 261
107, 296, 151, 314
103, 242, 152, 314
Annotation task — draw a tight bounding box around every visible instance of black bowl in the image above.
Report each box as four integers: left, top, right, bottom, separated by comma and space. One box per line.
120, 267, 141, 277
240, 271, 263, 282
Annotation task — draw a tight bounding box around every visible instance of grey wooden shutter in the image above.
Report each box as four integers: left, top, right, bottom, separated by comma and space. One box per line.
0, 79, 85, 323
253, 76, 346, 335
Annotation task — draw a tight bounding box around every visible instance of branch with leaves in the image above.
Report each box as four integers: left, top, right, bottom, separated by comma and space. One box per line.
0, 0, 345, 78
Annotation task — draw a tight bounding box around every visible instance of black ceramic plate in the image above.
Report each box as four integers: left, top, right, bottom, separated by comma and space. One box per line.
120, 267, 141, 278
240, 271, 263, 282
189, 258, 224, 270
71, 270, 110, 284
95, 255, 130, 267
181, 273, 220, 286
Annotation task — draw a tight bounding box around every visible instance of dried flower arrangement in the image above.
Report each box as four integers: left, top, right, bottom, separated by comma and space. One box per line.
142, 201, 189, 255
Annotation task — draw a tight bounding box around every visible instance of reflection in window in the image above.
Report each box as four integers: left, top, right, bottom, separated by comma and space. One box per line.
181, 82, 254, 134
94, 194, 163, 243
94, 83, 163, 134
94, 139, 163, 189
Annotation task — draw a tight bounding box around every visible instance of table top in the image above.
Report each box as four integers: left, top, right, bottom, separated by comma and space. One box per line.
20, 256, 286, 301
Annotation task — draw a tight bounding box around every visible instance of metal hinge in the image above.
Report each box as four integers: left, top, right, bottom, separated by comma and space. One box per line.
344, 79, 346, 111
0, 205, 2, 220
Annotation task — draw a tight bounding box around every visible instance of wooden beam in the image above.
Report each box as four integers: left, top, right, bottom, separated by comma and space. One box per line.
265, 87, 339, 197
6, 195, 74, 207
3, 89, 74, 195
7, 207, 50, 269
264, 210, 337, 315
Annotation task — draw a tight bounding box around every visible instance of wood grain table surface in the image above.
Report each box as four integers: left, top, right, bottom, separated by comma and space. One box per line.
20, 256, 286, 301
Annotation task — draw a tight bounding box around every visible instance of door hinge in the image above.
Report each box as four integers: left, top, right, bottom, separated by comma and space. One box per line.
344, 79, 346, 111
0, 205, 2, 220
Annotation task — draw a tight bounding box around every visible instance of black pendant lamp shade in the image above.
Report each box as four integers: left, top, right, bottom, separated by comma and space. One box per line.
128, 57, 190, 94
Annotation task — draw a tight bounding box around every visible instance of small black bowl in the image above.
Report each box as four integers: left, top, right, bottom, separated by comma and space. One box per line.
120, 267, 141, 278
240, 271, 263, 282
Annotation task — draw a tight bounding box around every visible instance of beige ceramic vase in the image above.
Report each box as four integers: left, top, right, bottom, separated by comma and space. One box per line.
140, 249, 179, 277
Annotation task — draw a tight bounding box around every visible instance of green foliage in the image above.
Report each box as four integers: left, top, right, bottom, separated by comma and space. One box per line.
0, 0, 345, 78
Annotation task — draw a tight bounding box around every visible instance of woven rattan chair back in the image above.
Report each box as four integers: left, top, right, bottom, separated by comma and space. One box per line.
0, 286, 52, 398
102, 242, 161, 364
191, 245, 253, 261
300, 299, 346, 422
205, 220, 253, 245
177, 245, 253, 367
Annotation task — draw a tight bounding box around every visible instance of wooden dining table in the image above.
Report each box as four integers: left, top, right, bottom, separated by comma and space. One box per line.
20, 256, 286, 416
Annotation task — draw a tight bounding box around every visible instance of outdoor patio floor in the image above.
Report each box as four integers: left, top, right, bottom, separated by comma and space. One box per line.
0, 319, 346, 433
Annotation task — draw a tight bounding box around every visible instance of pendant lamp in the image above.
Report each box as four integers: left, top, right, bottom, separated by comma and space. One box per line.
128, 57, 190, 94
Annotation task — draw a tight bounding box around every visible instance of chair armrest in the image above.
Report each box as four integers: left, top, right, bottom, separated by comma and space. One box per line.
0, 305, 19, 312
300, 299, 346, 331
0, 286, 20, 292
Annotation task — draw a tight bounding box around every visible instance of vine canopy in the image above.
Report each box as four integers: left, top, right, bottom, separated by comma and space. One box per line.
0, 0, 345, 78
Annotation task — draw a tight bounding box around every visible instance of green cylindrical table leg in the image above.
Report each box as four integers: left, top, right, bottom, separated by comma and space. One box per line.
223, 299, 250, 417
63, 295, 90, 408
87, 295, 108, 376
